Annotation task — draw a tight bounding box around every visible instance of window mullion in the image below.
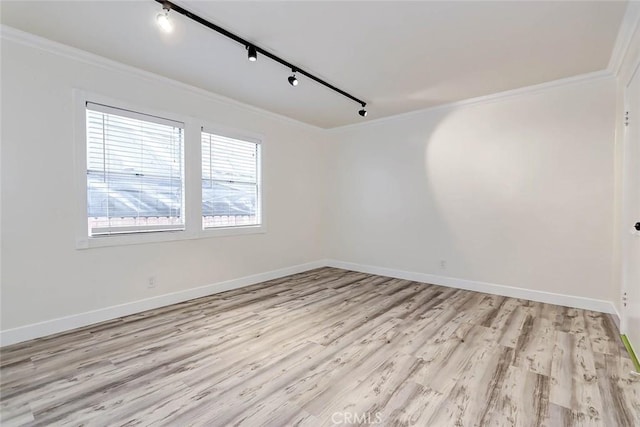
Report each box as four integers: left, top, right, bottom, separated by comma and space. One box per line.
184, 119, 202, 235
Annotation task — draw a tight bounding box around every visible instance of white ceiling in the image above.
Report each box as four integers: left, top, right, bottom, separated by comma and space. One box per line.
0, 1, 628, 128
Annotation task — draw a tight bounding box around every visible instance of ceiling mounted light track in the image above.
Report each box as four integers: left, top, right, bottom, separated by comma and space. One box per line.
154, 0, 368, 117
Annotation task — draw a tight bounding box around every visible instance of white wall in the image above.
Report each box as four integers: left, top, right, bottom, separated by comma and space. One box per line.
327, 77, 617, 304
0, 28, 624, 343
0, 36, 328, 332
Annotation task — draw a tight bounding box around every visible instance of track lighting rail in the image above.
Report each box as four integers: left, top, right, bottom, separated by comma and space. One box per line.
156, 0, 367, 112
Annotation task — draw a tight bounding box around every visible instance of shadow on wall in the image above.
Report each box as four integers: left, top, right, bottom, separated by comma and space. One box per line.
329, 107, 469, 276
331, 85, 607, 295
424, 105, 531, 283
422, 91, 605, 290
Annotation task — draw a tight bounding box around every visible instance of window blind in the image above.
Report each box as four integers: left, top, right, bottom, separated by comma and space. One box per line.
86, 102, 185, 236
201, 130, 260, 228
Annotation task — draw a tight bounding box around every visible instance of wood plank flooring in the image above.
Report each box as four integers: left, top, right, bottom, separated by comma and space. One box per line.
1, 267, 638, 426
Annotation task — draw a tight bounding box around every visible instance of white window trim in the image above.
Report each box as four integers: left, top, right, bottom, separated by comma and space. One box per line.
73, 90, 266, 250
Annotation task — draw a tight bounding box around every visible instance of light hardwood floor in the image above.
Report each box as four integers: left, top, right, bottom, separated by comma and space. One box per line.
1, 267, 638, 426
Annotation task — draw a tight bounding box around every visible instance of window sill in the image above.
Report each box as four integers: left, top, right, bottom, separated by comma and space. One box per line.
201, 225, 265, 238
76, 225, 266, 250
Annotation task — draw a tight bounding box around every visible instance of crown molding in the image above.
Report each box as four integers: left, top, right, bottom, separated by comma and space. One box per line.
0, 16, 628, 134
328, 69, 613, 133
0, 24, 323, 132
608, 1, 640, 76
327, 2, 640, 133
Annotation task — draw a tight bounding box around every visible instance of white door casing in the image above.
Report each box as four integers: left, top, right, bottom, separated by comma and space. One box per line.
621, 61, 640, 358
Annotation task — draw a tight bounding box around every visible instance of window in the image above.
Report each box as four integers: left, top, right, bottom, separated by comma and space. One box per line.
201, 130, 261, 229
77, 93, 265, 248
86, 102, 185, 236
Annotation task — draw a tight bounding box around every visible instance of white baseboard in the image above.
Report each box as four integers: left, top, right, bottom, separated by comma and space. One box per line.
0, 260, 327, 347
1, 258, 621, 347
326, 260, 619, 319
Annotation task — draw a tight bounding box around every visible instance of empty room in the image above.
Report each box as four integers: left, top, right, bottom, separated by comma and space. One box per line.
1, 0, 639, 426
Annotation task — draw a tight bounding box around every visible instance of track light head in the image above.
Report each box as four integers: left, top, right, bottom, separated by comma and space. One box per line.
156, 7, 173, 33
247, 45, 257, 62
358, 108, 368, 117
288, 71, 298, 87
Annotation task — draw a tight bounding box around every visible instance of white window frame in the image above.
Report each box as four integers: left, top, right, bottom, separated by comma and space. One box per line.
73, 90, 265, 249
200, 124, 264, 237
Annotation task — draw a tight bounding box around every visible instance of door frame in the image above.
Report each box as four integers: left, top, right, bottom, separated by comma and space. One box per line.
620, 58, 640, 335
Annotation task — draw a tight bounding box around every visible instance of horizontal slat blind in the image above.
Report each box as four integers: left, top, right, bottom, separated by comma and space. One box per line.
201, 130, 260, 228
86, 103, 185, 236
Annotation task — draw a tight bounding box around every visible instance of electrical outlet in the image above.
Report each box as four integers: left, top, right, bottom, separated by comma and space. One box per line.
148, 276, 157, 289
439, 260, 447, 270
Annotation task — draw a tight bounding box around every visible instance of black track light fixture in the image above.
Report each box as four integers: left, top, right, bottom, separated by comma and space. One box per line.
288, 70, 299, 87
154, 0, 367, 116
247, 45, 257, 62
